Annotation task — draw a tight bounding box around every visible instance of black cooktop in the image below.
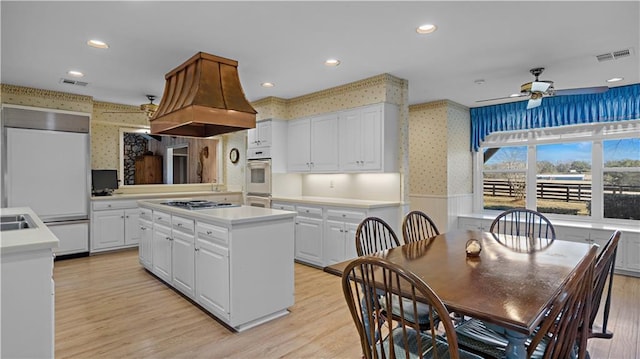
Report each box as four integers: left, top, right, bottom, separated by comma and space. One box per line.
161, 200, 239, 210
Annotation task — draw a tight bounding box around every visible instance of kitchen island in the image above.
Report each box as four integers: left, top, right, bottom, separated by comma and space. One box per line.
1, 207, 58, 358
137, 200, 296, 332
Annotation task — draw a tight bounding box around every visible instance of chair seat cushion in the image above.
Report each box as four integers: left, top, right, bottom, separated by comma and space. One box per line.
378, 327, 483, 359
455, 319, 547, 359
382, 294, 439, 325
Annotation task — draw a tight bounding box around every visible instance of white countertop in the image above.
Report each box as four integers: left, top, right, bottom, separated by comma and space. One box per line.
0, 207, 59, 254
138, 199, 296, 226
92, 191, 242, 201
271, 196, 400, 209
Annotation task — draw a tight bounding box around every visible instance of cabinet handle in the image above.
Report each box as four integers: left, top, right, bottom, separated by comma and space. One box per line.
195, 247, 199, 252
206, 230, 212, 235
342, 214, 346, 217
305, 209, 310, 213
107, 204, 112, 208
177, 223, 183, 227
166, 236, 172, 241
121, 216, 125, 219
140, 227, 146, 230
126, 215, 129, 219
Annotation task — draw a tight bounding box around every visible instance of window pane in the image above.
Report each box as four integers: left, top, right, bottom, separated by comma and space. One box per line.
603, 138, 640, 220
483, 147, 527, 210
483, 146, 526, 171
536, 142, 591, 216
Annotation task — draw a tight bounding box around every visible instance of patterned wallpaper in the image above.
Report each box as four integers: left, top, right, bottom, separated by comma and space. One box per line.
1, 84, 93, 113
408, 100, 472, 196
223, 131, 246, 191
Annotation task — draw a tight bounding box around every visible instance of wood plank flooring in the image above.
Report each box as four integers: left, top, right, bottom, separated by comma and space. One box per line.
54, 249, 639, 358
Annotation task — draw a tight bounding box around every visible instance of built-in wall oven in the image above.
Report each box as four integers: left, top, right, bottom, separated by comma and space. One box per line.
246, 148, 272, 207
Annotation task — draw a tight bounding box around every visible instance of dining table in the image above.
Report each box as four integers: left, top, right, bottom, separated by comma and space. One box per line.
324, 229, 594, 359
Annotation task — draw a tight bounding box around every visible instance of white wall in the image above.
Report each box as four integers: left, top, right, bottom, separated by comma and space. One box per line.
301, 173, 401, 202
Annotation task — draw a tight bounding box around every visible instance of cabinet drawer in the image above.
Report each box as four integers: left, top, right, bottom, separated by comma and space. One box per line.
272, 202, 295, 212
153, 211, 172, 228
172, 215, 195, 234
139, 219, 153, 231
139, 208, 153, 221
297, 206, 323, 218
92, 200, 138, 211
196, 222, 229, 246
326, 209, 366, 222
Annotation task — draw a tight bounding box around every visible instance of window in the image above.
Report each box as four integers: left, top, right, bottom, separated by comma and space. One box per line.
603, 138, 640, 220
476, 120, 640, 224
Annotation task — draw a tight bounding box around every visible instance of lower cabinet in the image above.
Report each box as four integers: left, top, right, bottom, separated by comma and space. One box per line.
171, 215, 196, 298
152, 222, 173, 283
195, 222, 230, 319
274, 200, 399, 267
91, 200, 141, 252
138, 219, 153, 270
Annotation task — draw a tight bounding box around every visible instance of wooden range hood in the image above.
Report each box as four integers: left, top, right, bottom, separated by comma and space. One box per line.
150, 52, 256, 137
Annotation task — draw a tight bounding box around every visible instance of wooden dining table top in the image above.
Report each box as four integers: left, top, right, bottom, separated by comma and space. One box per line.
324, 229, 593, 335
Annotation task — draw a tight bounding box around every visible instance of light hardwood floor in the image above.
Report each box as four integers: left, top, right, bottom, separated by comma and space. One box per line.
54, 249, 639, 358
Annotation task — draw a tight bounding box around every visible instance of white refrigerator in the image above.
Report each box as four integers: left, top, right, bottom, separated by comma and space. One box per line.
2, 105, 91, 255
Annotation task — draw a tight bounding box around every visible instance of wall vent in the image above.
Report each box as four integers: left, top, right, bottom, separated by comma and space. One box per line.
59, 78, 88, 87
596, 48, 633, 62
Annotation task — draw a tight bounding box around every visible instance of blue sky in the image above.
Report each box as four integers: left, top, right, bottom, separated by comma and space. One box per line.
486, 138, 639, 165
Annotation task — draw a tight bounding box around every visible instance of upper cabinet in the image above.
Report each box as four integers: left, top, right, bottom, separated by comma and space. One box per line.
287, 114, 339, 172
339, 103, 398, 172
247, 120, 272, 149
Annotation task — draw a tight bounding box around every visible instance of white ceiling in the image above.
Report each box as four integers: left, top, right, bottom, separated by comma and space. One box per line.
2, 1, 638, 109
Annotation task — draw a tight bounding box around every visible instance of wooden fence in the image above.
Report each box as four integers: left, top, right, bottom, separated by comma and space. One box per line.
482, 180, 640, 202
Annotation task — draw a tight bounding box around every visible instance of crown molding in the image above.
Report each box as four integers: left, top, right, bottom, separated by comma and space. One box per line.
409, 99, 468, 112
93, 101, 140, 112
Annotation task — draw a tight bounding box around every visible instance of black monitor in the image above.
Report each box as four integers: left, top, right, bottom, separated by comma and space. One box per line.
91, 169, 119, 195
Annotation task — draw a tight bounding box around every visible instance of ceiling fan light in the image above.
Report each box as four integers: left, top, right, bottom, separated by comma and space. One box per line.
509, 93, 521, 98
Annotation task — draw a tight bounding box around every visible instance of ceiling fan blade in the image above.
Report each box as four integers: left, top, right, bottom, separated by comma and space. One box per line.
527, 98, 542, 110
476, 94, 528, 103
554, 86, 609, 96
531, 81, 551, 93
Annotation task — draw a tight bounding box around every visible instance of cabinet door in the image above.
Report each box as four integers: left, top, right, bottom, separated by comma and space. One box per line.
257, 121, 272, 147
172, 230, 195, 298
92, 210, 125, 250
295, 216, 323, 266
195, 239, 230, 318
324, 220, 346, 266
124, 208, 141, 245
287, 118, 311, 171
247, 127, 258, 149
310, 114, 339, 171
344, 222, 360, 261
152, 225, 172, 283
359, 106, 382, 170
338, 109, 362, 171
624, 233, 640, 272
139, 219, 153, 269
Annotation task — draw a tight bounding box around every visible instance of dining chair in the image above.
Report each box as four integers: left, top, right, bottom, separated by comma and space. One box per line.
454, 245, 598, 359
355, 217, 436, 337
342, 256, 483, 359
588, 230, 621, 340
402, 211, 440, 244
490, 208, 556, 242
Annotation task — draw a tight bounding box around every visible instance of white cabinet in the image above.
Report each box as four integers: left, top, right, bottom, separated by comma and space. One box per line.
339, 104, 398, 172
324, 208, 366, 266
91, 200, 141, 252
152, 219, 173, 283
139, 218, 153, 270
47, 221, 89, 255
287, 114, 339, 172
1, 248, 55, 359
172, 215, 196, 298
247, 120, 272, 148
294, 206, 324, 266
623, 232, 640, 272
195, 221, 230, 319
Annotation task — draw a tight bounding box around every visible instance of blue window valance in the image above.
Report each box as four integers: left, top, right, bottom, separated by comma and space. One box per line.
470, 83, 640, 151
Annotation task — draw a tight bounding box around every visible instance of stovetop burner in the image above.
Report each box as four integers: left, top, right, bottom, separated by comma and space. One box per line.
161, 200, 239, 210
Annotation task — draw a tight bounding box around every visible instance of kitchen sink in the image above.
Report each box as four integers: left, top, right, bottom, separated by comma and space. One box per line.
0, 214, 37, 231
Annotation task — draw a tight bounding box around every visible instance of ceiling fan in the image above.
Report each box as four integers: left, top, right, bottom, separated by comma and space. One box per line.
477, 67, 609, 109
104, 94, 159, 118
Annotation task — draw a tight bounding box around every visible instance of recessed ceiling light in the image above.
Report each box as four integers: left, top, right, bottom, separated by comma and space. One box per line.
324, 59, 341, 66
416, 24, 437, 34
67, 70, 84, 77
607, 77, 624, 83
87, 39, 109, 49
474, 79, 485, 85
261, 82, 275, 88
